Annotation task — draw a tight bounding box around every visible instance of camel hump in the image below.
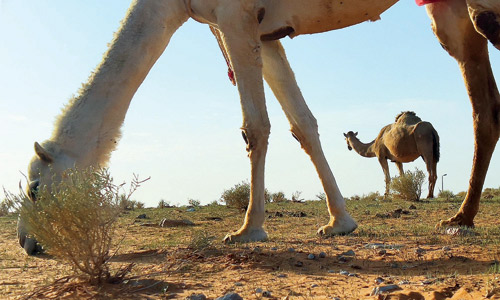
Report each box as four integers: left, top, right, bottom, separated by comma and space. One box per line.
394, 111, 421, 125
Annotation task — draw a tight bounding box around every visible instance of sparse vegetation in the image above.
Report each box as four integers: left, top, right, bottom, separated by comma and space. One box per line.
316, 192, 326, 201
5, 167, 146, 284
188, 198, 201, 207
390, 168, 426, 202
219, 180, 271, 209
438, 190, 455, 201
271, 191, 287, 203
157, 199, 171, 208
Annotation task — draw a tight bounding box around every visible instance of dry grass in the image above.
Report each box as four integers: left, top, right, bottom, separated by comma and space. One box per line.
1, 188, 500, 299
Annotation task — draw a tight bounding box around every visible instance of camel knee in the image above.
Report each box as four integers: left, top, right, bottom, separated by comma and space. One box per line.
467, 0, 500, 49
289, 115, 320, 153
241, 122, 271, 155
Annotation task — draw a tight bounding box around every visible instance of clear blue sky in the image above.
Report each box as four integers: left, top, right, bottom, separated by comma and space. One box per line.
1, 1, 499, 207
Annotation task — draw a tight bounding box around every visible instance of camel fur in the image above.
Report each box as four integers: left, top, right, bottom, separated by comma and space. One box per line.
344, 111, 440, 199
19, 0, 500, 254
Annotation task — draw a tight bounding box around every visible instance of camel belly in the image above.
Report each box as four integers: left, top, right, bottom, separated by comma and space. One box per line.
260, 0, 399, 39
383, 129, 420, 163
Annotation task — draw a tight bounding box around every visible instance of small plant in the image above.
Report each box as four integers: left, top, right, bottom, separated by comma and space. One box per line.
6, 167, 146, 284
315, 192, 326, 201
158, 199, 170, 208
118, 194, 145, 211
390, 168, 426, 202
0, 196, 17, 216
219, 180, 271, 209
188, 230, 215, 252
291, 191, 304, 202
188, 198, 201, 207
271, 191, 288, 203
438, 190, 455, 201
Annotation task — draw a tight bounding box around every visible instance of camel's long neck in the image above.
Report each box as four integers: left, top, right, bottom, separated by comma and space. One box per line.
350, 138, 376, 158
51, 0, 188, 166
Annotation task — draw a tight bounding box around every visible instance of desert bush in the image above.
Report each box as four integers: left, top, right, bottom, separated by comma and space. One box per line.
438, 190, 455, 200
291, 191, 304, 202
188, 198, 201, 207
0, 196, 17, 216
271, 191, 288, 203
118, 194, 144, 211
390, 168, 426, 202
482, 187, 500, 200
316, 192, 326, 201
158, 199, 171, 208
6, 167, 145, 284
219, 180, 271, 209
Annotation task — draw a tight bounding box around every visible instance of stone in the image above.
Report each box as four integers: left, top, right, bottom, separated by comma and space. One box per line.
307, 253, 316, 260
288, 248, 295, 252
216, 293, 243, 300
319, 251, 327, 258
136, 213, 148, 219
186, 294, 207, 300
159, 218, 194, 227
370, 285, 401, 296
341, 250, 355, 256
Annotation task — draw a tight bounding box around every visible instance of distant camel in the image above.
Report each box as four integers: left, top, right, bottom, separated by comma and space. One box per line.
344, 111, 440, 199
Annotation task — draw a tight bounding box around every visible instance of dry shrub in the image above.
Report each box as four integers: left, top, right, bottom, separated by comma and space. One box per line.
10, 167, 145, 284
390, 168, 426, 202
438, 190, 455, 201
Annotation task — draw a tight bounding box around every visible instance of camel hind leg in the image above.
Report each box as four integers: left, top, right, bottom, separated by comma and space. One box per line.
261, 40, 357, 236
427, 0, 500, 226
413, 122, 439, 199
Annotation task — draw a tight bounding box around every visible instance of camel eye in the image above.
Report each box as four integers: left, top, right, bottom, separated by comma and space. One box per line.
28, 180, 40, 201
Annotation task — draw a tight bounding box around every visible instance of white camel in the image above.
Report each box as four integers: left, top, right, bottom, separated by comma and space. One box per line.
19, 0, 500, 254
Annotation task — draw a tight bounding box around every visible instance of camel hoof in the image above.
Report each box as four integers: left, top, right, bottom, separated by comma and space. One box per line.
317, 215, 358, 237
436, 214, 474, 229
223, 227, 268, 244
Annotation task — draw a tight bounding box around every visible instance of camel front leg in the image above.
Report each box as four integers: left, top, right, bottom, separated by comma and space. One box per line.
216, 1, 270, 243
395, 162, 404, 176
427, 0, 500, 227
261, 40, 357, 236
378, 158, 391, 198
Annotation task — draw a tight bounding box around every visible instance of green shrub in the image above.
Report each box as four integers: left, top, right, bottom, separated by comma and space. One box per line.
390, 168, 426, 202
271, 191, 288, 203
7, 167, 144, 284
219, 180, 271, 209
438, 190, 455, 200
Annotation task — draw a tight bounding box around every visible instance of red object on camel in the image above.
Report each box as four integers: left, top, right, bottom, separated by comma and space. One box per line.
415, 0, 444, 6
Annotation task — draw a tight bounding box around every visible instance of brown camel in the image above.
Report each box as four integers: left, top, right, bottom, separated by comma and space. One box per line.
344, 111, 440, 199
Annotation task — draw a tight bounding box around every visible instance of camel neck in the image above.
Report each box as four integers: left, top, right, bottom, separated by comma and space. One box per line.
49, 1, 188, 165
350, 138, 376, 158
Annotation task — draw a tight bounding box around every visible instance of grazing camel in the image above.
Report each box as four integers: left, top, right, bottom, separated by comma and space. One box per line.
18, 0, 500, 254
344, 111, 440, 199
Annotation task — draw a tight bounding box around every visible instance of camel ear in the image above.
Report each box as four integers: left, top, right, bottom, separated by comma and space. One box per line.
34, 142, 53, 163
354, 132, 358, 136
343, 133, 347, 137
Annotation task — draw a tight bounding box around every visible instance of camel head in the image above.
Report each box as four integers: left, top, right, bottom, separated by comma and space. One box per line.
26, 141, 75, 201
343, 131, 358, 151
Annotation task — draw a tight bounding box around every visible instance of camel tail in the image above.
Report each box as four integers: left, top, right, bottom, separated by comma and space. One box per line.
432, 127, 440, 163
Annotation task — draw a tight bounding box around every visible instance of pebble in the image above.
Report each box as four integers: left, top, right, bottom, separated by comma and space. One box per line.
398, 280, 410, 285
319, 251, 327, 258
136, 213, 148, 219
186, 294, 207, 300
339, 270, 350, 276
375, 277, 385, 284
234, 282, 243, 286
186, 208, 196, 212
294, 261, 303, 267
288, 248, 295, 253
341, 250, 355, 256
255, 288, 263, 293
277, 274, 287, 278
215, 293, 243, 300
271, 247, 278, 251
307, 254, 316, 260
311, 284, 318, 288
442, 246, 451, 251
262, 291, 272, 297
378, 249, 387, 256
370, 285, 401, 296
